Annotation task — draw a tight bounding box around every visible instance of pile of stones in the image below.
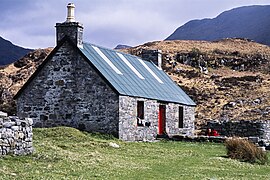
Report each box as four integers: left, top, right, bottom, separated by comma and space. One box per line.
0, 111, 33, 155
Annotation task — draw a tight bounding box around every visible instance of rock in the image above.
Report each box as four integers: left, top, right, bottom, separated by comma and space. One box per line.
3, 121, 16, 128
253, 98, 261, 104
26, 118, 33, 126
109, 142, 120, 148
228, 102, 236, 107
248, 136, 259, 143
16, 121, 21, 126
11, 126, 19, 131
258, 146, 266, 152
9, 116, 18, 121
258, 140, 266, 147
0, 111, 8, 117
18, 132, 25, 139
223, 101, 236, 109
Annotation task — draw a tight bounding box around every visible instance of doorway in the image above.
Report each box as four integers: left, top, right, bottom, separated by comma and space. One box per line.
158, 105, 166, 135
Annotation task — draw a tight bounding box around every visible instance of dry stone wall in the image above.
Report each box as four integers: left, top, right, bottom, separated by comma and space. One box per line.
206, 120, 270, 143
0, 113, 33, 155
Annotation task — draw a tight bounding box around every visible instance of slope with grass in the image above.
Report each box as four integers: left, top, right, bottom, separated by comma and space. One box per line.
0, 127, 269, 179
0, 48, 52, 114
123, 39, 270, 128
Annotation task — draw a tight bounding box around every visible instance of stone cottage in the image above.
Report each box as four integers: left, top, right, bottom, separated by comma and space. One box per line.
14, 3, 196, 141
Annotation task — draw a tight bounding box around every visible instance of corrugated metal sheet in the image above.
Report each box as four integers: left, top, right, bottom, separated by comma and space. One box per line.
79, 43, 196, 106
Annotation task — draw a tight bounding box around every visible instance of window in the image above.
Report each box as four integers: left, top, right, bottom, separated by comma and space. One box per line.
179, 106, 184, 128
137, 101, 144, 119
137, 101, 144, 126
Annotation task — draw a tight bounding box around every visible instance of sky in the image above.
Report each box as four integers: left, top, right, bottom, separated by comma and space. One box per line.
0, 0, 270, 49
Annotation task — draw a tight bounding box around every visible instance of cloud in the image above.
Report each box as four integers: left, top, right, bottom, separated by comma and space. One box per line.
0, 0, 269, 49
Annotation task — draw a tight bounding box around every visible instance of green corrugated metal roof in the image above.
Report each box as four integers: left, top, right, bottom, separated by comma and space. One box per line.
79, 42, 196, 106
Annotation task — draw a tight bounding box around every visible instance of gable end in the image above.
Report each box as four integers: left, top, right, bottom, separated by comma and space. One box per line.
14, 37, 119, 99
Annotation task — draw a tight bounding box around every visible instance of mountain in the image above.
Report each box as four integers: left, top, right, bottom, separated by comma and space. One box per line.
0, 36, 33, 65
166, 5, 270, 46
0, 48, 52, 114
114, 44, 131, 50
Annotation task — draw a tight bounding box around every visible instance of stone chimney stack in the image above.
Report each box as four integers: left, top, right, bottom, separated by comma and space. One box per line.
55, 3, 83, 48
141, 49, 163, 69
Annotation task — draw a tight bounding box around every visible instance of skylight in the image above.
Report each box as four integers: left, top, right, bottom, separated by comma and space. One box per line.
137, 58, 163, 84
116, 52, 145, 79
92, 46, 123, 75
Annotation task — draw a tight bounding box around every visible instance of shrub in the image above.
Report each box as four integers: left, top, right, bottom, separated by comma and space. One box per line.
189, 48, 202, 58
225, 138, 268, 164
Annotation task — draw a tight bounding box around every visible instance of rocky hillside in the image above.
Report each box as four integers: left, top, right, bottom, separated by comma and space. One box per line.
0, 36, 33, 65
166, 5, 270, 46
0, 48, 52, 114
1, 39, 270, 129
123, 38, 270, 127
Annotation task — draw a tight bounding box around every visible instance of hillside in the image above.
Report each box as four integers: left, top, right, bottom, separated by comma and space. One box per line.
0, 39, 270, 128
166, 5, 270, 46
123, 39, 270, 127
0, 48, 52, 114
0, 36, 33, 65
0, 127, 269, 179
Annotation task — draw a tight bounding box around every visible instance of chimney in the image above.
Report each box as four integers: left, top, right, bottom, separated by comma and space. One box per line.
141, 49, 163, 69
55, 3, 83, 47
66, 3, 75, 22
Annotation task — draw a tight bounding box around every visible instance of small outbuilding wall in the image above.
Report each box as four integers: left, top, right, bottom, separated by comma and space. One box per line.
0, 113, 33, 155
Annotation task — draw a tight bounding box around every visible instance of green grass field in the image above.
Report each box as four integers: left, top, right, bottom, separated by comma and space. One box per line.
0, 127, 269, 179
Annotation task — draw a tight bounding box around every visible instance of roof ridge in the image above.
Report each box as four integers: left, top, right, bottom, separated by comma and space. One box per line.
82, 41, 145, 61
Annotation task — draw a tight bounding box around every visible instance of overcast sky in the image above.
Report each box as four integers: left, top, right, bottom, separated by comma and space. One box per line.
1, 0, 270, 49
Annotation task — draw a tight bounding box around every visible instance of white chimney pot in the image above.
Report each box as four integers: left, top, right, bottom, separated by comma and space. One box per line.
66, 3, 75, 22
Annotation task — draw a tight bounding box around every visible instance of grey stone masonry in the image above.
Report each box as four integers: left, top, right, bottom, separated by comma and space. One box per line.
206, 120, 270, 143
166, 103, 195, 136
0, 113, 33, 156
119, 96, 195, 141
141, 49, 162, 69
17, 41, 119, 137
55, 22, 83, 47
119, 96, 158, 141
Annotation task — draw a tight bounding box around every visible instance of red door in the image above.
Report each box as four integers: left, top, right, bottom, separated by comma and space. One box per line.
158, 105, 166, 135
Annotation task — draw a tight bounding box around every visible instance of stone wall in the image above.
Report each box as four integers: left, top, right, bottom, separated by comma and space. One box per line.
17, 41, 119, 136
119, 96, 195, 141
55, 22, 83, 47
119, 96, 158, 141
167, 105, 195, 136
141, 49, 162, 69
206, 120, 270, 142
0, 113, 33, 155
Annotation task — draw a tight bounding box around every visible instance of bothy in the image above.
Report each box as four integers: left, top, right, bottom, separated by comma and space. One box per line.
14, 3, 196, 141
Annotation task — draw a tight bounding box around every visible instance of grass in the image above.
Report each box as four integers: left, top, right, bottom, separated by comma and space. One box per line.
225, 138, 268, 164
0, 127, 270, 179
